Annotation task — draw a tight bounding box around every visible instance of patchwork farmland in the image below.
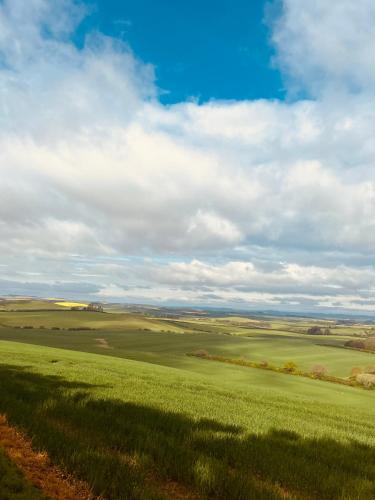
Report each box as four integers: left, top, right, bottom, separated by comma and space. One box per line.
0, 299, 374, 499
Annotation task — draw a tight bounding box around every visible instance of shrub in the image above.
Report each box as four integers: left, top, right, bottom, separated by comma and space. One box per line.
346, 338, 375, 352
364, 338, 375, 352
238, 356, 248, 363
356, 373, 375, 389
307, 326, 322, 335
283, 361, 298, 373
345, 340, 365, 349
193, 349, 209, 358
311, 364, 328, 378
306, 326, 331, 335
350, 367, 363, 378
68, 327, 93, 331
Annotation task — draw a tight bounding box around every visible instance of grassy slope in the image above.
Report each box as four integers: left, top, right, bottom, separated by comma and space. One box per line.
0, 327, 373, 407
0, 313, 373, 378
0, 299, 65, 311
0, 340, 374, 499
0, 310, 186, 332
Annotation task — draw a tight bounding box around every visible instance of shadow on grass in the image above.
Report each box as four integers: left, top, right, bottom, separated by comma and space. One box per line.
0, 364, 374, 499
0, 447, 45, 500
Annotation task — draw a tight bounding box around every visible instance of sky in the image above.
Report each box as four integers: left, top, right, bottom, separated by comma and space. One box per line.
1, 0, 375, 313
75, 0, 285, 103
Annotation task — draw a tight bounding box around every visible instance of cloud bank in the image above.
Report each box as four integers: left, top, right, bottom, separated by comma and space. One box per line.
1, 0, 375, 312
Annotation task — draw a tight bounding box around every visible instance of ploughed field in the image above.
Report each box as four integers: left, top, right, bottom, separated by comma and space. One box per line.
0, 299, 374, 499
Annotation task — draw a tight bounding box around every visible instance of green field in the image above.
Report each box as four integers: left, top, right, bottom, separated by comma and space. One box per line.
0, 309, 373, 378
0, 300, 374, 499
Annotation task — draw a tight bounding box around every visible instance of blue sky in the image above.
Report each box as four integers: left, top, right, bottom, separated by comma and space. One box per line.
1, 0, 375, 313
77, 0, 284, 103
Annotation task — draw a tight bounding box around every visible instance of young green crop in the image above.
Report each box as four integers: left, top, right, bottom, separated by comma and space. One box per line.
0, 340, 374, 499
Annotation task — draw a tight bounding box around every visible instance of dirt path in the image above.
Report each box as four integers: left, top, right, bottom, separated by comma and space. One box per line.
0, 414, 96, 500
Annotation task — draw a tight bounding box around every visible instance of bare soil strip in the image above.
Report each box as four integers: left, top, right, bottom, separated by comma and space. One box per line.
0, 414, 96, 500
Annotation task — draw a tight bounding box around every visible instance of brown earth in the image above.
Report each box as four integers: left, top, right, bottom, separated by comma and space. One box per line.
0, 414, 96, 499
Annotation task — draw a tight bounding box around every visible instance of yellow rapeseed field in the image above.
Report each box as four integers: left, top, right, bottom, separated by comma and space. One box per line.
55, 302, 88, 308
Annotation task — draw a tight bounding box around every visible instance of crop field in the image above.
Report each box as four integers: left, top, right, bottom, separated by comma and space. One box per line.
0, 299, 374, 499
0, 308, 373, 378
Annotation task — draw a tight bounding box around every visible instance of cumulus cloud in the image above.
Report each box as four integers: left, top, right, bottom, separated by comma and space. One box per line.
1, 0, 375, 312
272, 0, 375, 95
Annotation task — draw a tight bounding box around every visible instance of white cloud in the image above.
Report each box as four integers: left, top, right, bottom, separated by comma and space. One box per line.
187, 210, 243, 246
272, 0, 375, 95
147, 259, 375, 293
1, 0, 375, 312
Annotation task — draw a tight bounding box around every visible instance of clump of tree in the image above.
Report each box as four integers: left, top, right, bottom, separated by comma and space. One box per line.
283, 361, 298, 373
86, 303, 104, 312
345, 338, 375, 352
67, 327, 95, 331
356, 373, 375, 389
71, 303, 104, 312
346, 339, 365, 349
311, 364, 328, 378
192, 349, 209, 358
306, 326, 331, 335
349, 365, 375, 388
350, 366, 375, 377
350, 367, 363, 378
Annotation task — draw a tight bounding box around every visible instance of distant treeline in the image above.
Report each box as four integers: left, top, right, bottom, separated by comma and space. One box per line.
345, 338, 375, 352
306, 326, 331, 335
